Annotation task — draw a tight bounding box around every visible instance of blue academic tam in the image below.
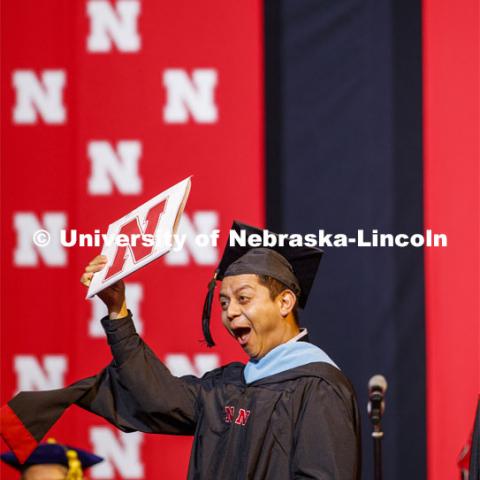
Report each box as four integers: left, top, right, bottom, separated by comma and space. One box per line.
1, 442, 103, 471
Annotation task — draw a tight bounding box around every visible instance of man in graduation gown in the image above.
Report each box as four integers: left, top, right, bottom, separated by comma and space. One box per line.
0, 222, 361, 479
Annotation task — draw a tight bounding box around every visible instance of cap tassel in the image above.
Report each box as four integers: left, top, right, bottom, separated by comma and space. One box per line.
66, 449, 83, 480
202, 271, 218, 347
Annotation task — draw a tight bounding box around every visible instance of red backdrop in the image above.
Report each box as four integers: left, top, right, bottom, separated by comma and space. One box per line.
1, 1, 264, 478
423, 0, 480, 478
3, 1, 479, 479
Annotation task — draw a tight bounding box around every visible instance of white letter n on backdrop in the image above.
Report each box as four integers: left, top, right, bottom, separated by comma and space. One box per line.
163, 69, 218, 123
13, 212, 67, 267
165, 211, 218, 266
90, 428, 144, 479
14, 355, 67, 392
12, 70, 66, 124
87, 0, 141, 52
87, 140, 142, 195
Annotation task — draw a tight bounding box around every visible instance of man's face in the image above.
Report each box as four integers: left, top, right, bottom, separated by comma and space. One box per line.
22, 464, 68, 480
219, 274, 288, 359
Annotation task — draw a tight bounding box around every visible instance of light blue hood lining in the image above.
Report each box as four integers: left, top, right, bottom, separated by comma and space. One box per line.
244, 341, 339, 384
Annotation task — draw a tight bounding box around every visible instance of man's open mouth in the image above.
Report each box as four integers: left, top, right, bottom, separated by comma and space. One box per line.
231, 326, 252, 346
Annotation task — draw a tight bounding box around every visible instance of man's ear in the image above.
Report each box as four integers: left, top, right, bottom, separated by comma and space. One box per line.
277, 289, 296, 317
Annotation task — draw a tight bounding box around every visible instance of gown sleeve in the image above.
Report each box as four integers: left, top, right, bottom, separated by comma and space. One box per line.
1, 312, 201, 463
77, 312, 201, 435
291, 378, 361, 479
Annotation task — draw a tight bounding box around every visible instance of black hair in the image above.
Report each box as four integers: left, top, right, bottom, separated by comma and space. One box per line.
256, 275, 299, 324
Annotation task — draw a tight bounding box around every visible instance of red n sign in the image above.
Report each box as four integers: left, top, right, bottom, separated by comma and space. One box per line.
104, 200, 167, 281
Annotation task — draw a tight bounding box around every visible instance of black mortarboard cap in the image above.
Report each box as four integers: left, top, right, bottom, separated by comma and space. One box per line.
202, 221, 323, 346
1, 441, 103, 472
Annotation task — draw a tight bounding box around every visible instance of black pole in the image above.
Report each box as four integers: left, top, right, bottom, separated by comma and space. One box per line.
372, 429, 384, 480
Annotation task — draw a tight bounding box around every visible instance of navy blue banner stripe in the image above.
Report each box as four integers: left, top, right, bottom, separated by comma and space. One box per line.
264, 1, 425, 478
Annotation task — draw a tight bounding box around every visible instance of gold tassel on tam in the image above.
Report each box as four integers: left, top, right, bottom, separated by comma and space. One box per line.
66, 449, 83, 480
45, 438, 84, 480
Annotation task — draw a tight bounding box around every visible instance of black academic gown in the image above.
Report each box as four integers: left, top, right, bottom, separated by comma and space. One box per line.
3, 314, 361, 479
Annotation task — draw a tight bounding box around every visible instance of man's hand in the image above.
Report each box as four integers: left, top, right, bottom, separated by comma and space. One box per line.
80, 255, 128, 319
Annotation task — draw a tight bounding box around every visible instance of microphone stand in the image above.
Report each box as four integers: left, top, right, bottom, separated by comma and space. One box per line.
368, 383, 386, 480
371, 418, 384, 480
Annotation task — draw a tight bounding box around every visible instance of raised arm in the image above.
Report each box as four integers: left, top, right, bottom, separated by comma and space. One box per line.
0, 256, 200, 463
78, 255, 199, 434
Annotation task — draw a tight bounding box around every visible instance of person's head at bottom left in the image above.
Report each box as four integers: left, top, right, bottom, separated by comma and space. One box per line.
1, 438, 103, 480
